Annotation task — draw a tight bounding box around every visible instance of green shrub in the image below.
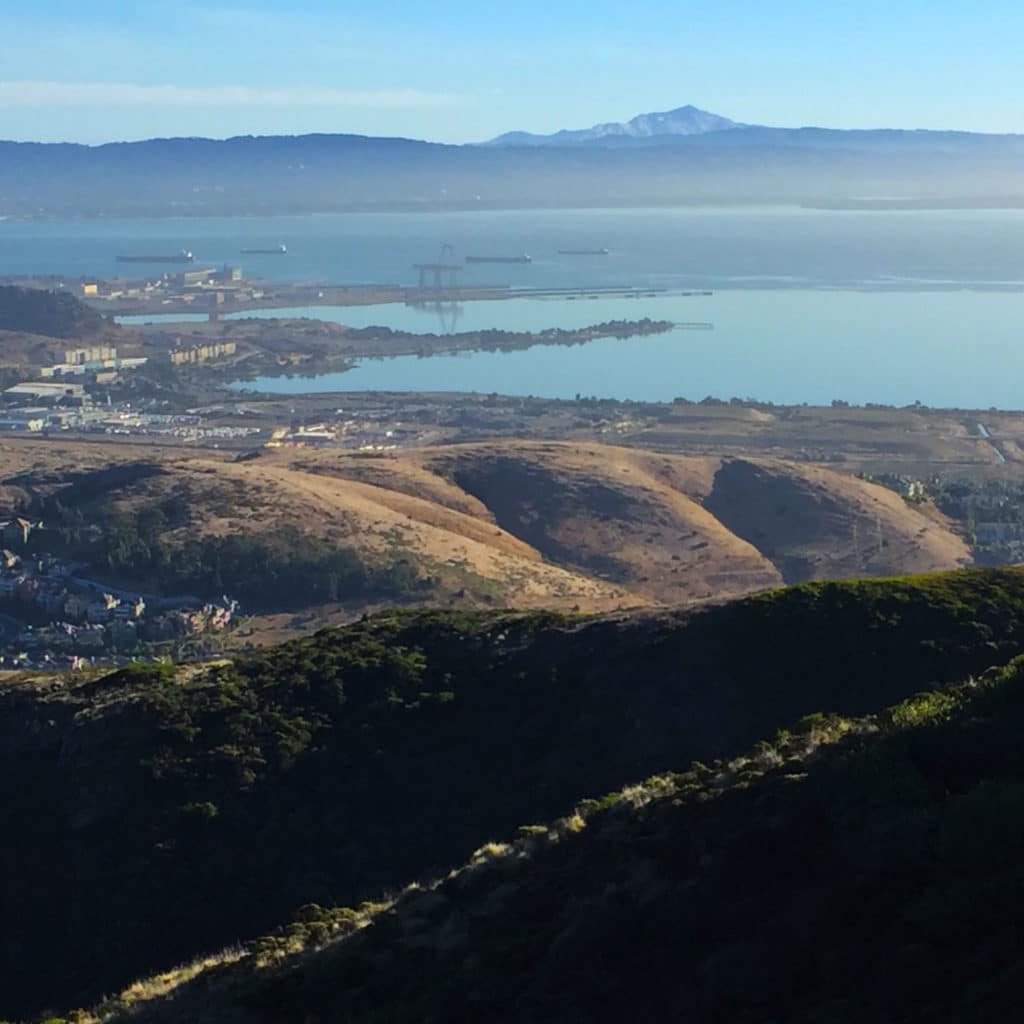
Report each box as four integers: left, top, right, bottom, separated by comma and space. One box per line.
179, 801, 219, 821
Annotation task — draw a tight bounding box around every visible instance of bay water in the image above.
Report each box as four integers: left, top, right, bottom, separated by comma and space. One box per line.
8, 207, 1024, 406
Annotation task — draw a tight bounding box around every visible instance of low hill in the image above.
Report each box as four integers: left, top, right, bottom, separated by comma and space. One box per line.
0, 440, 970, 629
4, 568, 1024, 1017
0, 284, 108, 339
1, 440, 970, 628
414, 444, 970, 595
271, 441, 969, 605
700, 455, 969, 582
106, 631, 1024, 1024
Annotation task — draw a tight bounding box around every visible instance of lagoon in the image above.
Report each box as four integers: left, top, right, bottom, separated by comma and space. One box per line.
231, 289, 1024, 409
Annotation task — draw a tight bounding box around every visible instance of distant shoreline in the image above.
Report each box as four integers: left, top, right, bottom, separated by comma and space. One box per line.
108, 277, 1024, 324
169, 318, 680, 385
7, 197, 1024, 224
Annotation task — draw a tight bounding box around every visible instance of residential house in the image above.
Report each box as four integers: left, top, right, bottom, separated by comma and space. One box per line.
0, 549, 20, 570
208, 605, 234, 631
63, 593, 90, 622
114, 597, 146, 621
75, 626, 106, 651
165, 609, 206, 635
86, 594, 119, 625
49, 623, 78, 650
1, 518, 36, 548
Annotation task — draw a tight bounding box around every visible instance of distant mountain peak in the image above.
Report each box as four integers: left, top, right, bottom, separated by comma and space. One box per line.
485, 104, 743, 147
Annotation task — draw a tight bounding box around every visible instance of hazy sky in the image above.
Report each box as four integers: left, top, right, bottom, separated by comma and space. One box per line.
5, 0, 1024, 144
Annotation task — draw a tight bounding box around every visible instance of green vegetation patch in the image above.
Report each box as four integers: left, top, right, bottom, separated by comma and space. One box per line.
6, 569, 1024, 1019
0, 284, 107, 338
46, 491, 428, 611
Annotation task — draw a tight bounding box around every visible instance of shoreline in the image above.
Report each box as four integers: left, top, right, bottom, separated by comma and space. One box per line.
166, 318, 680, 385
7, 197, 1024, 224
110, 285, 712, 320
109, 279, 1024, 322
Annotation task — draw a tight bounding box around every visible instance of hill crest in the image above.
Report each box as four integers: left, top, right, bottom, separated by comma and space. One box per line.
6, 120, 1024, 216
486, 103, 743, 146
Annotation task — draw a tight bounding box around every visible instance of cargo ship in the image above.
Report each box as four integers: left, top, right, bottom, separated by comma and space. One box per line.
465, 254, 532, 264
116, 249, 194, 264
558, 248, 610, 255
240, 244, 288, 254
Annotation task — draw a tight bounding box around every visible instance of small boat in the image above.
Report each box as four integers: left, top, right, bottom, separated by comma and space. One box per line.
465, 254, 532, 264
240, 244, 288, 254
116, 249, 194, 264
557, 248, 610, 255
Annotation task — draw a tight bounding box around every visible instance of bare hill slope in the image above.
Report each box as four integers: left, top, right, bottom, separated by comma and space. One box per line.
0, 440, 970, 616
289, 441, 970, 602
701, 456, 971, 582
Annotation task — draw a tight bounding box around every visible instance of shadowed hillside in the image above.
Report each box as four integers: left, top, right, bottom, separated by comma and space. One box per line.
703, 456, 968, 582
107, 640, 1024, 1024
3, 569, 1024, 1017
0, 285, 107, 339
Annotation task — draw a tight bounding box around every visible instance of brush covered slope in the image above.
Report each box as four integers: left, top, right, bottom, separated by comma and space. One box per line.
106, 628, 1024, 1024
4, 569, 1024, 1018
0, 286, 123, 376
0, 285, 107, 339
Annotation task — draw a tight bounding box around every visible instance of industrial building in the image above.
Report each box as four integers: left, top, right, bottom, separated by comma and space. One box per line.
4, 381, 87, 403
0, 408, 48, 431
64, 344, 117, 365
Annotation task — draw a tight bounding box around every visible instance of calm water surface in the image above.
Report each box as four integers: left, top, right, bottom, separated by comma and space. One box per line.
12, 207, 1024, 407
231, 290, 1024, 409
8, 206, 1024, 290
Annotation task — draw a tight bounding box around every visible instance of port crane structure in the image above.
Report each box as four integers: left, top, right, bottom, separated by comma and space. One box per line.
413, 244, 462, 296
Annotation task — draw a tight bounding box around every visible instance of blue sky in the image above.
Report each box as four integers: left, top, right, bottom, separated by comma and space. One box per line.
4, 1, 1024, 144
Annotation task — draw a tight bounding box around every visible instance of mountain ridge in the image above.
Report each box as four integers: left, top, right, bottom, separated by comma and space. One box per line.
485, 103, 744, 147
5, 115, 1024, 216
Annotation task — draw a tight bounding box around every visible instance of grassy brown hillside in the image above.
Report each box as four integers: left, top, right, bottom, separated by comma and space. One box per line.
702, 455, 970, 582
0, 329, 66, 373
298, 442, 969, 602
1, 439, 970, 623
